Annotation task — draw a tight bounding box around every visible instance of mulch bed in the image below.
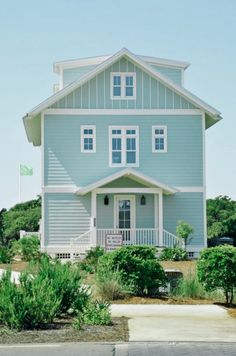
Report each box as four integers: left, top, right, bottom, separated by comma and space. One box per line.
0, 317, 129, 344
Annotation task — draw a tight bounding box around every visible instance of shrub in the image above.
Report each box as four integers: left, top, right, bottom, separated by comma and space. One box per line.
11, 235, 40, 261
176, 221, 194, 249
85, 246, 105, 270
73, 300, 111, 329
97, 246, 166, 296
0, 270, 60, 330
172, 274, 207, 299
0, 246, 13, 263
29, 256, 89, 314
159, 247, 188, 261
95, 267, 133, 300
197, 246, 236, 305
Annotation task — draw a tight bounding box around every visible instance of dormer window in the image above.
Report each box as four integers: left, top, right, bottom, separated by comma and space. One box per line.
111, 73, 136, 100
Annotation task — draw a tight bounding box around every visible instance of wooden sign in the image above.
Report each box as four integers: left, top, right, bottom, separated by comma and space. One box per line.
105, 233, 123, 252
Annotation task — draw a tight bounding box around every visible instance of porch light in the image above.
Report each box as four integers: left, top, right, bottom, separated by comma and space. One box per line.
140, 195, 146, 205
104, 195, 109, 205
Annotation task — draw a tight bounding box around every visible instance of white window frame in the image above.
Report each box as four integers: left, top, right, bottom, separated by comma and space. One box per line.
152, 125, 167, 153
81, 125, 96, 153
110, 72, 136, 100
109, 126, 139, 167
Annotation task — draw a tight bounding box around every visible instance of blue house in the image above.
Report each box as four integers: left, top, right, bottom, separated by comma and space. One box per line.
23, 48, 222, 258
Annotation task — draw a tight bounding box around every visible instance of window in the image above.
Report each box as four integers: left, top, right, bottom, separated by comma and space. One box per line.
81, 125, 96, 153
152, 126, 167, 153
111, 73, 136, 100
109, 126, 139, 167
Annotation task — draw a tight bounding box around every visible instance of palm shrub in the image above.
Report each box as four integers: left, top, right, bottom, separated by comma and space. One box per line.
97, 246, 166, 296
159, 247, 188, 261
0, 270, 61, 330
29, 255, 89, 314
197, 246, 236, 305
176, 221, 194, 249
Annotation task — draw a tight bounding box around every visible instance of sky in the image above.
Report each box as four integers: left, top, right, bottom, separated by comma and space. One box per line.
0, 0, 235, 210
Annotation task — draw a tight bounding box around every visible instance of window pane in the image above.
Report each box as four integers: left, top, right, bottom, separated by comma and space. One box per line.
126, 76, 133, 86
127, 138, 136, 150
84, 138, 93, 150
112, 129, 122, 135
113, 87, 121, 96
113, 76, 121, 85
126, 129, 136, 135
112, 138, 121, 150
127, 151, 136, 164
84, 129, 93, 135
126, 87, 133, 97
155, 137, 164, 150
112, 151, 122, 164
155, 129, 164, 135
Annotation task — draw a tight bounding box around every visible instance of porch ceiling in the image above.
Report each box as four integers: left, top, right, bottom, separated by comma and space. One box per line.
75, 168, 178, 195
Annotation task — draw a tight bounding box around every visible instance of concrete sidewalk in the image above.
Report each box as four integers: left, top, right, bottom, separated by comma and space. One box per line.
111, 304, 236, 342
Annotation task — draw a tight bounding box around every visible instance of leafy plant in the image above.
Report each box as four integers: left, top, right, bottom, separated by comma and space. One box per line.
197, 246, 236, 305
97, 246, 166, 296
176, 221, 194, 249
73, 300, 111, 329
172, 274, 207, 299
0, 246, 13, 263
159, 247, 188, 261
85, 246, 105, 270
95, 267, 133, 300
11, 235, 40, 261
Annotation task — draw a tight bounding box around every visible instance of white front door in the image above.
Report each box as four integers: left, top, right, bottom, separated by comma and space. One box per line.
114, 195, 135, 243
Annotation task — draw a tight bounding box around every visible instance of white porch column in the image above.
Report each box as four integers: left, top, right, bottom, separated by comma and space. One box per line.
158, 190, 163, 246
91, 191, 97, 246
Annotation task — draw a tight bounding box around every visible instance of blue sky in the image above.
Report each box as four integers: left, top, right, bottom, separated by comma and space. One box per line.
0, 0, 235, 209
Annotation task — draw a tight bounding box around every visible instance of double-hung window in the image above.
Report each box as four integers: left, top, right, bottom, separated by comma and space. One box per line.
109, 126, 139, 167
152, 126, 167, 153
111, 73, 136, 100
81, 125, 96, 153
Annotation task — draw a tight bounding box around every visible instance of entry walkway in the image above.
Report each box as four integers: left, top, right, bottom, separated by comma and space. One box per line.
111, 304, 236, 342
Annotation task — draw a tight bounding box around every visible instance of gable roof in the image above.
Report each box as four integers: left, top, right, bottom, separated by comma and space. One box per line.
76, 168, 178, 195
23, 48, 222, 145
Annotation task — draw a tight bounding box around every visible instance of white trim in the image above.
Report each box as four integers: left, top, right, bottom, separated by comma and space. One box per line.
76, 168, 177, 195
174, 186, 204, 192
202, 112, 207, 247
154, 194, 158, 229
109, 126, 139, 167
25, 48, 221, 120
44, 108, 204, 116
54, 53, 190, 74
95, 188, 161, 194
91, 190, 96, 229
158, 190, 163, 246
41, 112, 45, 250
80, 125, 96, 153
43, 186, 77, 193
110, 72, 136, 100
114, 195, 136, 229
152, 125, 167, 153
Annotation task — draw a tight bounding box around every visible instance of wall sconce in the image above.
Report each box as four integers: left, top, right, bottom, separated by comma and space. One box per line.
140, 195, 146, 205
104, 195, 109, 205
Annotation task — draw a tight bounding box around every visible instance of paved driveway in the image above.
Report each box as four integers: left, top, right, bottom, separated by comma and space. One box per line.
111, 304, 236, 342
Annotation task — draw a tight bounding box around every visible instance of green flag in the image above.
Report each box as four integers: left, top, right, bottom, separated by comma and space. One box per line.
20, 165, 33, 176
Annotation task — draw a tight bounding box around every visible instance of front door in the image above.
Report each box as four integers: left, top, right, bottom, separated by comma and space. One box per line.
115, 195, 135, 243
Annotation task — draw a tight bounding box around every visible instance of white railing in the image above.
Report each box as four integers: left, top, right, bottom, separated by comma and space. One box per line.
96, 228, 159, 247
70, 228, 180, 257
163, 229, 182, 248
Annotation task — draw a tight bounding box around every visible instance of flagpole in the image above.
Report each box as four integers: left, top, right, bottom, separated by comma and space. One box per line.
19, 164, 21, 203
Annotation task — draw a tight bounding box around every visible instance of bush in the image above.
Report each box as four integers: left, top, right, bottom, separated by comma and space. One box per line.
11, 236, 40, 261
0, 270, 61, 330
29, 256, 89, 315
172, 274, 207, 299
0, 246, 13, 263
85, 246, 105, 270
73, 300, 111, 329
97, 246, 166, 296
176, 221, 194, 249
95, 267, 133, 300
197, 246, 236, 305
159, 247, 188, 261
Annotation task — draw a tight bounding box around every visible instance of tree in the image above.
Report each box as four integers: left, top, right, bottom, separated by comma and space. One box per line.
197, 246, 236, 305
207, 196, 236, 244
1, 197, 41, 245
176, 220, 194, 249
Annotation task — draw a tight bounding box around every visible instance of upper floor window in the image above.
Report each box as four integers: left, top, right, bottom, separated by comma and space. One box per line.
152, 126, 167, 153
111, 73, 136, 100
109, 126, 139, 167
81, 125, 96, 153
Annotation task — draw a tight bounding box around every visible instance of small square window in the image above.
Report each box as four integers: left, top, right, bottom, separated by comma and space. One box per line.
152, 126, 167, 153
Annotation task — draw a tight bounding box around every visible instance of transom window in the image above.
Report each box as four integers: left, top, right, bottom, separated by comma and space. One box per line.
81, 125, 96, 153
109, 126, 139, 167
152, 126, 167, 153
111, 72, 136, 100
